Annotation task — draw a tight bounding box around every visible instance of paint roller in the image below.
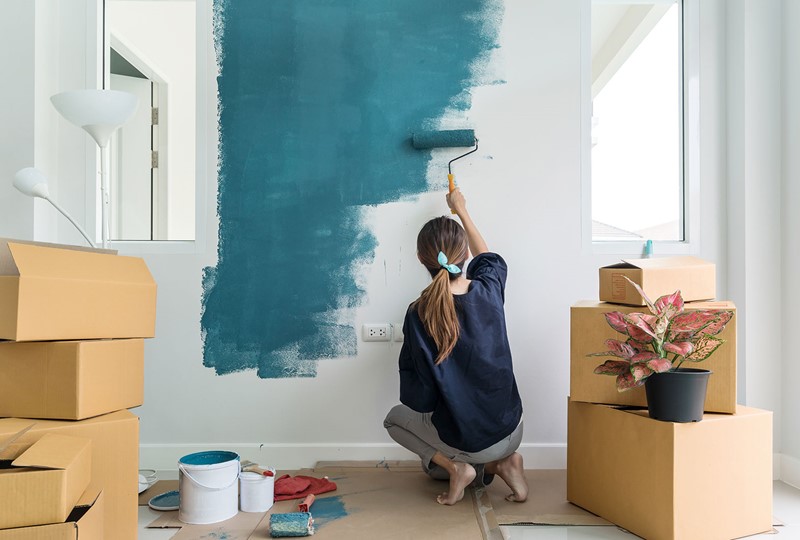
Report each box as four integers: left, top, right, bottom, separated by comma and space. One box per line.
411, 129, 478, 213
269, 512, 314, 537
269, 494, 317, 537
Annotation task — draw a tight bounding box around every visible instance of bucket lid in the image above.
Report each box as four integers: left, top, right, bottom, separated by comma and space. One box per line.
179, 450, 240, 466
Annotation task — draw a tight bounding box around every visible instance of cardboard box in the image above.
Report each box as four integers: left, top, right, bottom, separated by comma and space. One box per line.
0, 239, 157, 341
0, 434, 91, 530
0, 339, 144, 420
599, 256, 715, 306
0, 488, 104, 540
570, 300, 737, 413
0, 411, 138, 540
567, 400, 773, 540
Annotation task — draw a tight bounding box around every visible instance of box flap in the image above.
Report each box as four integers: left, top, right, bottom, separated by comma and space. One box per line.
0, 242, 19, 277
75, 485, 102, 508
11, 434, 90, 470
619, 255, 713, 270
6, 242, 152, 284
0, 239, 116, 278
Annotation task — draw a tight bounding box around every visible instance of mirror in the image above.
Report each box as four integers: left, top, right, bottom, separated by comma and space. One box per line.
106, 0, 196, 241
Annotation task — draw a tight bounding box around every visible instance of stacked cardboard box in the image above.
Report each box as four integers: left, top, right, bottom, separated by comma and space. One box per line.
567, 256, 773, 540
0, 239, 156, 540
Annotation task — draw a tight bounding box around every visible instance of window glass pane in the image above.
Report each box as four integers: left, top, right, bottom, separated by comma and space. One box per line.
108, 0, 196, 241
591, 1, 682, 242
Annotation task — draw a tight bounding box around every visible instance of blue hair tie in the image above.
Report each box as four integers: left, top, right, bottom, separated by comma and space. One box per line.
437, 251, 462, 275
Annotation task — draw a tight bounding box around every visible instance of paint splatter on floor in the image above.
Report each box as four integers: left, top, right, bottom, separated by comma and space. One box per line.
200, 530, 233, 540
311, 496, 349, 529
202, 0, 504, 378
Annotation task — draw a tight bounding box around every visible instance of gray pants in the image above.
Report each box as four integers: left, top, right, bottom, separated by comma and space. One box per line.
383, 404, 523, 484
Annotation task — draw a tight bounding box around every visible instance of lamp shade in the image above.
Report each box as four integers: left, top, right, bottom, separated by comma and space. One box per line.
13, 167, 50, 199
51, 89, 138, 147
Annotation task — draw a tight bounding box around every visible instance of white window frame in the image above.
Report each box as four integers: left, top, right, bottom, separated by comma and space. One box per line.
581, 0, 700, 256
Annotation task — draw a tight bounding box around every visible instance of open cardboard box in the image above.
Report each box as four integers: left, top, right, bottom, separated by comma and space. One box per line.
570, 300, 737, 413
0, 239, 156, 341
0, 487, 104, 540
0, 411, 138, 540
567, 399, 773, 540
0, 339, 144, 420
0, 433, 91, 530
599, 256, 716, 306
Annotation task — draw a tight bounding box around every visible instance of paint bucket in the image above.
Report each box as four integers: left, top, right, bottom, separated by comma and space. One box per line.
178, 450, 241, 524
239, 470, 275, 512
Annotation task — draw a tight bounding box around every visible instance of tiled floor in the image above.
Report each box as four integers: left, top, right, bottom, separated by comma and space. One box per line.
138, 480, 800, 539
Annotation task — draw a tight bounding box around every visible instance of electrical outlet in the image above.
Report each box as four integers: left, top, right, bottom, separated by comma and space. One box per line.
392, 322, 404, 342
362, 323, 391, 342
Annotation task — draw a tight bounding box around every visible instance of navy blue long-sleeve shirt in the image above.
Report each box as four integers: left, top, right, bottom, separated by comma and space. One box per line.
398, 252, 523, 453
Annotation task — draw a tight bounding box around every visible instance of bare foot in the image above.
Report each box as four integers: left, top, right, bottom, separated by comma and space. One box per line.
436, 462, 476, 505
486, 453, 528, 502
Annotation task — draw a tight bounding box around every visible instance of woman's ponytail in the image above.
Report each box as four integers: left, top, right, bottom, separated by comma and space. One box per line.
413, 217, 469, 365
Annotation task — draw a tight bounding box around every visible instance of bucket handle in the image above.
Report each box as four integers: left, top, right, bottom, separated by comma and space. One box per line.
179, 461, 241, 491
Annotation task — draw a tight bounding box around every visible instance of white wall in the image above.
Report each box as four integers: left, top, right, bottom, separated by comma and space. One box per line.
2, 0, 784, 472
0, 0, 99, 248
780, 0, 800, 484
132, 0, 732, 470
726, 0, 783, 452
0, 1, 36, 240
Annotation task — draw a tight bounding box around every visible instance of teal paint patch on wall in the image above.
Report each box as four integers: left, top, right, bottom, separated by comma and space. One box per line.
202, 0, 503, 378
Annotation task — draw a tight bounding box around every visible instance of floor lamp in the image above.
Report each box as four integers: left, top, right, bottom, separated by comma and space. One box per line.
50, 89, 138, 248
13, 167, 96, 248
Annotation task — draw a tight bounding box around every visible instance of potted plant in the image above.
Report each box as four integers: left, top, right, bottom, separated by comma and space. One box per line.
589, 277, 734, 422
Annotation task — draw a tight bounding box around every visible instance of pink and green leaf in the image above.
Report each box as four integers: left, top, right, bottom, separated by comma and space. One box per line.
623, 276, 656, 314
630, 363, 654, 382
645, 357, 673, 373
616, 371, 643, 392
605, 339, 635, 358
627, 324, 655, 344
626, 339, 651, 353
670, 311, 717, 334
631, 351, 660, 364
685, 335, 725, 361
625, 313, 657, 340
654, 290, 684, 319
595, 360, 631, 375
663, 341, 694, 357
604, 312, 629, 334
698, 310, 734, 336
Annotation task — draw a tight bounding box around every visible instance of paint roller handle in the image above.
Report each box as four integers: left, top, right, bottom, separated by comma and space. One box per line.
242, 464, 275, 477
448, 174, 456, 214
298, 494, 315, 512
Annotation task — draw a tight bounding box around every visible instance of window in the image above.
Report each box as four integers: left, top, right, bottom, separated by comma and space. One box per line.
106, 0, 197, 242
589, 0, 688, 245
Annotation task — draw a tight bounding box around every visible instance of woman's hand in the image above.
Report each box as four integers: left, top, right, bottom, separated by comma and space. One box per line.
446, 188, 467, 216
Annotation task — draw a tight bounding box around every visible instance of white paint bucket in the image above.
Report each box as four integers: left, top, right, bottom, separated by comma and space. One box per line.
178, 450, 240, 524
239, 470, 275, 512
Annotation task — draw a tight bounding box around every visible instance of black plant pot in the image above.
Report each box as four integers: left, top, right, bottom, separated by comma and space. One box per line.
644, 368, 712, 423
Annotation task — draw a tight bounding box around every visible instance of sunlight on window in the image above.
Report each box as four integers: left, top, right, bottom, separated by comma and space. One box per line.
591, 1, 682, 242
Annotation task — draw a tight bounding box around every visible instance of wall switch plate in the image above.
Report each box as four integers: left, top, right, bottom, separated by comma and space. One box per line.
392, 322, 404, 342
362, 323, 391, 342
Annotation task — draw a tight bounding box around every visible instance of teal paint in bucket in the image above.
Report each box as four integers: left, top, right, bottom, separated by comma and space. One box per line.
178, 451, 241, 524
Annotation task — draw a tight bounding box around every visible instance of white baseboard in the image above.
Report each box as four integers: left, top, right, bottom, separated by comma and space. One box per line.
779, 453, 800, 487
140, 442, 567, 472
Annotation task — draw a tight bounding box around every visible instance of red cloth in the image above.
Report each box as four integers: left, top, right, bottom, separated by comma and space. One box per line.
274, 474, 338, 501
